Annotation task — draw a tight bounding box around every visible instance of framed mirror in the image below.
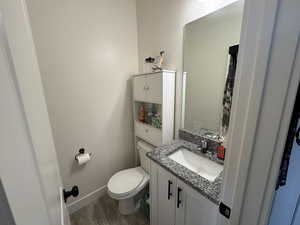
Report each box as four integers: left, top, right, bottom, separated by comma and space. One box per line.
182, 1, 243, 139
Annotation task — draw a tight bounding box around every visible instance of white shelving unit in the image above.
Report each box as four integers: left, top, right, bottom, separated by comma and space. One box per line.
132, 70, 176, 164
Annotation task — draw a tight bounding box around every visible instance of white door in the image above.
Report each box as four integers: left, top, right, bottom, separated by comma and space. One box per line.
176, 180, 218, 225
0, 1, 70, 224
157, 167, 176, 225
133, 75, 147, 102
147, 73, 163, 104
268, 121, 300, 225
217, 0, 300, 224
292, 200, 300, 225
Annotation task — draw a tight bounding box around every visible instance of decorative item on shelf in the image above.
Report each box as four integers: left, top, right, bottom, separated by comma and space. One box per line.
152, 113, 162, 129
138, 104, 146, 123
144, 103, 151, 124
75, 148, 92, 165
151, 103, 157, 115
145, 111, 153, 125
143, 57, 155, 73
152, 50, 165, 72
147, 103, 156, 125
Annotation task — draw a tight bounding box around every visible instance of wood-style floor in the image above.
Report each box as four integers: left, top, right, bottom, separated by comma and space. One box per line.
70, 195, 150, 225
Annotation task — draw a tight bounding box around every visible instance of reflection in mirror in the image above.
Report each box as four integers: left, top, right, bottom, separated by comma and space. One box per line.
183, 1, 243, 139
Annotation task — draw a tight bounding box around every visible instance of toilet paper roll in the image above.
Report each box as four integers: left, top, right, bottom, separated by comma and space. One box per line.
76, 153, 91, 165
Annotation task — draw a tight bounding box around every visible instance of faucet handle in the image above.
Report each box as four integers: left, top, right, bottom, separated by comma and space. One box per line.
201, 140, 207, 149
200, 140, 208, 154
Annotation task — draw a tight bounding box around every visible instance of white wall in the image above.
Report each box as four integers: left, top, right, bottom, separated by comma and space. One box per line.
136, 0, 239, 135
25, 0, 138, 211
24, 0, 239, 212
184, 2, 242, 132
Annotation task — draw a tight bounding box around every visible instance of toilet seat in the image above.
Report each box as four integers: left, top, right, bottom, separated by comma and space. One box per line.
107, 167, 149, 199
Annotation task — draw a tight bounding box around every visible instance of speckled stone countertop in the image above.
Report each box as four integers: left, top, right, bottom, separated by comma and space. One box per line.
147, 140, 224, 205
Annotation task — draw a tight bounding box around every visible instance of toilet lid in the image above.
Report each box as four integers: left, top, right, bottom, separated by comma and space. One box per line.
108, 167, 146, 196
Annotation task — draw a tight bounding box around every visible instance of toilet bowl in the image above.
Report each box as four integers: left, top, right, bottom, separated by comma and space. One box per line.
107, 141, 153, 215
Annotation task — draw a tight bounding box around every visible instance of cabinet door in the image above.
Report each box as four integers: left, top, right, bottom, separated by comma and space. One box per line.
135, 121, 162, 146
133, 75, 147, 102
157, 166, 176, 225
146, 73, 162, 104
175, 180, 218, 225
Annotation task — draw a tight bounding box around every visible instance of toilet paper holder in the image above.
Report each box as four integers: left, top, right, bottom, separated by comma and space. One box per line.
75, 148, 92, 161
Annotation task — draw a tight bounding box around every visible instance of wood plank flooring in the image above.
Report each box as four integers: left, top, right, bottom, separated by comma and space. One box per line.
70, 195, 150, 225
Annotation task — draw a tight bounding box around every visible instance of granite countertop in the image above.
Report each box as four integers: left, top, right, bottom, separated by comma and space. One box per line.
147, 140, 224, 205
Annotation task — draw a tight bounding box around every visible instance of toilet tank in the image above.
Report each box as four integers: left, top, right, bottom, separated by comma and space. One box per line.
137, 141, 153, 173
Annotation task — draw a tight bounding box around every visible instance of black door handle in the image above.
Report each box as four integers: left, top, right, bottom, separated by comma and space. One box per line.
63, 186, 79, 203
168, 180, 173, 199
177, 187, 182, 208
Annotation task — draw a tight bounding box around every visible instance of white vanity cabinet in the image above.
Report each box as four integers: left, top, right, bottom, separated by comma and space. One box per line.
150, 161, 218, 225
176, 179, 218, 225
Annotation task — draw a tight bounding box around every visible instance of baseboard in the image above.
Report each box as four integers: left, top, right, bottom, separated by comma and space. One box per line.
67, 185, 107, 214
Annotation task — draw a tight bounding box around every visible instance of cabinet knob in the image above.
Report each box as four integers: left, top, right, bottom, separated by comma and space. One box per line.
145, 129, 149, 133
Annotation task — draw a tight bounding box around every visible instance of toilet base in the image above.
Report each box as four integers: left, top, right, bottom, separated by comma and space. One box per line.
118, 197, 140, 215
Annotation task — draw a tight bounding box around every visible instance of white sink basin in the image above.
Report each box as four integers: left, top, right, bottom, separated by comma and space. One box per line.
168, 148, 223, 182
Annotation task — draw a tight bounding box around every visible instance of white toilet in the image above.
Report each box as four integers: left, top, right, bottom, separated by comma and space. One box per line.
107, 141, 153, 215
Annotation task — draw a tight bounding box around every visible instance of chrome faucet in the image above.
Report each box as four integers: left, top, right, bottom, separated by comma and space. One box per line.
198, 139, 208, 153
